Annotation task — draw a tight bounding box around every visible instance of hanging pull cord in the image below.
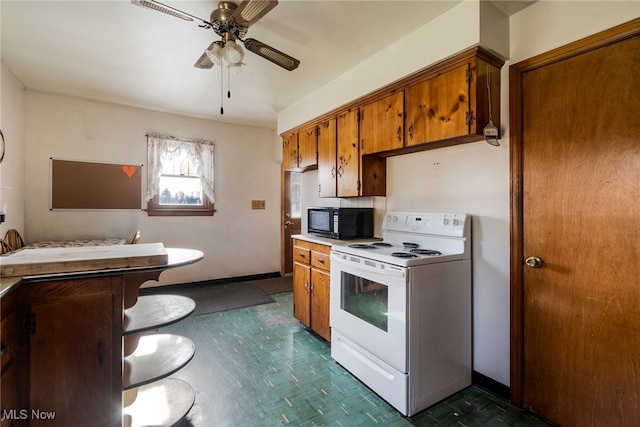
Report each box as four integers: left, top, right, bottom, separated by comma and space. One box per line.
220, 64, 224, 115
228, 64, 231, 99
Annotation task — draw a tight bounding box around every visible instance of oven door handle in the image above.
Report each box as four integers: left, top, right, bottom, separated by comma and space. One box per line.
330, 253, 406, 279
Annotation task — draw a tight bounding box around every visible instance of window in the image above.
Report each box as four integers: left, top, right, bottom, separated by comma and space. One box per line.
145, 134, 215, 216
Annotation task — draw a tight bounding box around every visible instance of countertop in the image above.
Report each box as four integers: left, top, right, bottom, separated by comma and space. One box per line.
292, 234, 381, 247
0, 246, 203, 298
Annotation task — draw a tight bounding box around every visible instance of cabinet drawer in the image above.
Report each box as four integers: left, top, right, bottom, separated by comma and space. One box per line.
311, 251, 330, 271
293, 247, 311, 264
0, 310, 18, 374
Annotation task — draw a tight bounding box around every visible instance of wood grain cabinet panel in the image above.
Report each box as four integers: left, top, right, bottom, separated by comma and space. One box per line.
317, 118, 337, 198
282, 133, 299, 171
292, 239, 331, 341
297, 125, 318, 170
360, 92, 404, 155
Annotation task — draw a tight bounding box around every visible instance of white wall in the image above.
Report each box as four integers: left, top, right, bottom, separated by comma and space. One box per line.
277, 1, 639, 388
23, 91, 281, 285
0, 64, 26, 238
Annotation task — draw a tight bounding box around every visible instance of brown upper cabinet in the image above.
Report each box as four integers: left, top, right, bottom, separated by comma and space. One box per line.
317, 110, 385, 198
282, 125, 318, 171
281, 47, 503, 189
405, 56, 501, 148
359, 92, 404, 155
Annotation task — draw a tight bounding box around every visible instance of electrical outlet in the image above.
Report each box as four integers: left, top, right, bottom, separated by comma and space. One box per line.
251, 200, 266, 210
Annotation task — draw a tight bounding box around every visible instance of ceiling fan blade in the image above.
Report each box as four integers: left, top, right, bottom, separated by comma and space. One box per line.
131, 0, 214, 28
231, 0, 278, 27
243, 38, 300, 71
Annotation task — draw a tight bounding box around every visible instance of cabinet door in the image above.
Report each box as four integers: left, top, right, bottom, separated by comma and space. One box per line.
405, 63, 470, 146
317, 118, 337, 197
360, 92, 404, 155
310, 269, 331, 342
292, 262, 311, 328
297, 125, 318, 170
29, 293, 116, 427
282, 133, 299, 170
336, 110, 360, 197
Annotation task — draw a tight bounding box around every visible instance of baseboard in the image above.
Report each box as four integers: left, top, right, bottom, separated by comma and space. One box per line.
141, 271, 282, 292
472, 370, 510, 400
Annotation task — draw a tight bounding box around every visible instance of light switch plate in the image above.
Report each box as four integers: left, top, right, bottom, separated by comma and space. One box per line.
251, 200, 266, 210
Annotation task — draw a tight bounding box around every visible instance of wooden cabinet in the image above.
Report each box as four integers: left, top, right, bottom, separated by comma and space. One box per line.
297, 125, 318, 170
317, 110, 386, 198
359, 92, 404, 155
24, 276, 122, 427
282, 133, 299, 171
317, 118, 337, 197
405, 57, 501, 147
1, 291, 22, 427
292, 239, 331, 341
282, 125, 318, 171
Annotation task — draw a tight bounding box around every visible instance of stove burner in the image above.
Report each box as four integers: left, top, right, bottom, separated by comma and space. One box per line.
391, 252, 418, 258
372, 242, 393, 247
402, 242, 420, 249
410, 249, 442, 256
348, 244, 378, 249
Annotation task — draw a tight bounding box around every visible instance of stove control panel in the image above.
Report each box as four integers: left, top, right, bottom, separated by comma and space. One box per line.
384, 212, 468, 237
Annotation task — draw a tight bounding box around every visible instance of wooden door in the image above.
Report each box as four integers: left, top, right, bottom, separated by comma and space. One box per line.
292, 263, 311, 327
317, 118, 337, 197
359, 92, 404, 154
29, 292, 116, 426
282, 133, 298, 171
336, 109, 360, 197
405, 63, 470, 146
282, 171, 301, 276
297, 125, 318, 170
310, 269, 331, 342
510, 22, 640, 427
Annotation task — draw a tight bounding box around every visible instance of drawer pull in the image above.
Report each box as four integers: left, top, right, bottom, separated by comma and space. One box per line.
317, 259, 325, 264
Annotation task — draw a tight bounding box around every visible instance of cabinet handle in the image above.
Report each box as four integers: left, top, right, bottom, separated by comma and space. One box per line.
331, 166, 336, 178
97, 339, 105, 367
337, 165, 344, 177
317, 259, 325, 264
304, 281, 309, 293
298, 252, 306, 259
0, 342, 6, 356
408, 122, 414, 140
397, 126, 402, 141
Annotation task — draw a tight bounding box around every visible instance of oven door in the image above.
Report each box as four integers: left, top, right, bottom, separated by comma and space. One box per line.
330, 251, 408, 372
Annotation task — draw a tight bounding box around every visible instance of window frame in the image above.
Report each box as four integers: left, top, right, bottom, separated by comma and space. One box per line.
146, 134, 215, 217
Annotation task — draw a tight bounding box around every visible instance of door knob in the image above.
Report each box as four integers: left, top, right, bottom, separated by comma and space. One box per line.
285, 221, 292, 228
525, 256, 543, 268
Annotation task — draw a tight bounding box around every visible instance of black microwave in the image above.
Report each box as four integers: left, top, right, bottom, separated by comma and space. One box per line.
307, 207, 374, 240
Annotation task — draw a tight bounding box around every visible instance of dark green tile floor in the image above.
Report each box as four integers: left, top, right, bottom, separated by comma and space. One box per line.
158, 289, 553, 426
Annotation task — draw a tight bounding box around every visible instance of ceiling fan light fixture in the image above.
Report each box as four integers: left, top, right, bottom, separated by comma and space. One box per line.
205, 42, 223, 64
229, 63, 243, 75
223, 40, 244, 64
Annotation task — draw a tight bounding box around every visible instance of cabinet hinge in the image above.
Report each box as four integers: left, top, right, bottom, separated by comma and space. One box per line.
466, 67, 474, 83
466, 110, 475, 126
318, 184, 321, 195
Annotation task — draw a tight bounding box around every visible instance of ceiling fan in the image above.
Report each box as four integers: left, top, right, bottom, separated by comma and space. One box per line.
131, 0, 300, 72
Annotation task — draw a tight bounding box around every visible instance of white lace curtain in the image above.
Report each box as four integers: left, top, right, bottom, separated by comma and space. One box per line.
145, 133, 215, 202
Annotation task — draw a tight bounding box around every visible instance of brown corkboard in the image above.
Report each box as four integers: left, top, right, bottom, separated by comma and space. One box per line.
51, 159, 142, 210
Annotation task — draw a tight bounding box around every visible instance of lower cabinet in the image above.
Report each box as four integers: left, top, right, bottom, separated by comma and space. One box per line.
22, 276, 123, 427
292, 239, 331, 341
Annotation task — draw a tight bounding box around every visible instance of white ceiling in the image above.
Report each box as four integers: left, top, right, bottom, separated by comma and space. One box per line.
1, 1, 534, 130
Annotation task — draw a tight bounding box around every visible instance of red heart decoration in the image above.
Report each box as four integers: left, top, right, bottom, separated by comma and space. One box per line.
122, 165, 137, 178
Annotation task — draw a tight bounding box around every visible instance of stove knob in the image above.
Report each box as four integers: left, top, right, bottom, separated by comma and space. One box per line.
452, 219, 459, 226
442, 218, 449, 226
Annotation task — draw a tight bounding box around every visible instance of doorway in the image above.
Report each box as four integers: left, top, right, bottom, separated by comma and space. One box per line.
510, 20, 640, 426
281, 170, 301, 276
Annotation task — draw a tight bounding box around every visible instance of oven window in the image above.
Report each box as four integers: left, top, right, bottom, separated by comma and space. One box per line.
340, 272, 389, 331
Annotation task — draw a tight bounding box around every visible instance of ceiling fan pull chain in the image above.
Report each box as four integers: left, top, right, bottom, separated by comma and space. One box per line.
220, 64, 224, 115
228, 65, 231, 99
